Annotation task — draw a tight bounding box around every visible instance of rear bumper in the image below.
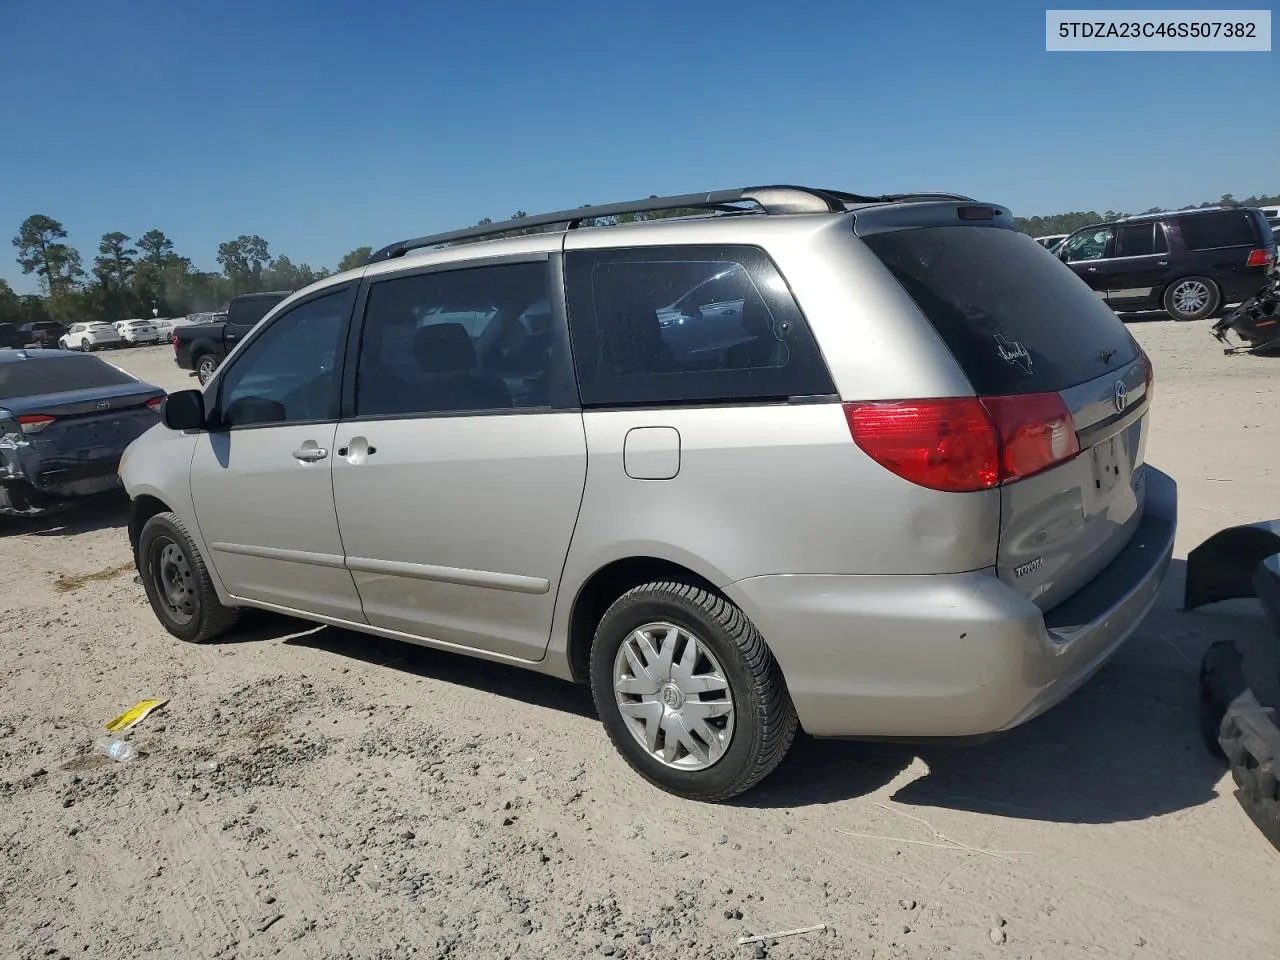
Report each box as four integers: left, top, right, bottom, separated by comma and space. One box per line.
724, 466, 1177, 738
0, 452, 125, 514
1220, 268, 1274, 305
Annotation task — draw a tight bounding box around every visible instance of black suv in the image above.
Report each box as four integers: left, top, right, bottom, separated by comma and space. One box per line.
1057, 206, 1276, 321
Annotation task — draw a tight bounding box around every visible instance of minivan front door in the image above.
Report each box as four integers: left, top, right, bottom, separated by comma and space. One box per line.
189, 285, 365, 622
330, 260, 587, 662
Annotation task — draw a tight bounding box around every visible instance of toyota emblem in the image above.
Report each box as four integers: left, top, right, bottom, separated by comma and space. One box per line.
1113, 380, 1128, 413
96, 400, 110, 411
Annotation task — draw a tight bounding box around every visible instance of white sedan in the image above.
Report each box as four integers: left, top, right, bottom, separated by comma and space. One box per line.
58, 322, 123, 352
117, 318, 161, 345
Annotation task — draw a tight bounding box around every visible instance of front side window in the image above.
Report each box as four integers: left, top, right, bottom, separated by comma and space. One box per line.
217, 288, 350, 427
355, 261, 553, 417
1061, 227, 1114, 262
565, 245, 835, 406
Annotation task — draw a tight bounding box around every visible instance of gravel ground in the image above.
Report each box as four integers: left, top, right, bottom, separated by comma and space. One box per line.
2, 326, 1278, 960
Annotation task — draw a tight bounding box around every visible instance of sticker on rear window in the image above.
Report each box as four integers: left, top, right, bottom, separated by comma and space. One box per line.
995, 334, 1032, 373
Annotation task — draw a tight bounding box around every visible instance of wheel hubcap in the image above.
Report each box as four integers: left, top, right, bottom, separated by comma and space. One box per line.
1174, 281, 1209, 314
152, 539, 198, 625
613, 621, 734, 771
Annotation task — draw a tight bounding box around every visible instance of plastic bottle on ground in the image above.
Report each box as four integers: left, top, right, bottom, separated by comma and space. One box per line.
93, 737, 139, 763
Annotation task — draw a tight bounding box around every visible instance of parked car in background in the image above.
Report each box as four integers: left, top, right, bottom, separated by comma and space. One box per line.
58, 322, 123, 351
173, 291, 291, 384
116, 318, 161, 345
123, 185, 1175, 802
0, 348, 165, 515
1057, 206, 1277, 320
19, 321, 66, 348
0, 324, 25, 349
1034, 233, 1068, 254
2, 322, 67, 349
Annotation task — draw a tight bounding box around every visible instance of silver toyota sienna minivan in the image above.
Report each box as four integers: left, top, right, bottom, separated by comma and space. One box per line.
121, 186, 1177, 801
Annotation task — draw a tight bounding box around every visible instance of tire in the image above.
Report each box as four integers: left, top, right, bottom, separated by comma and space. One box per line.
1164, 276, 1220, 322
137, 512, 241, 643
195, 353, 218, 385
589, 580, 798, 801
81, 338, 94, 352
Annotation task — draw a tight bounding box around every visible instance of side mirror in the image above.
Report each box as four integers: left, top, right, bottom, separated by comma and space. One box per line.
163, 389, 206, 431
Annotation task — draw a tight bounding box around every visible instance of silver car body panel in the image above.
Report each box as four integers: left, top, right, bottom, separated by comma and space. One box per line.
188, 424, 367, 622
330, 411, 587, 661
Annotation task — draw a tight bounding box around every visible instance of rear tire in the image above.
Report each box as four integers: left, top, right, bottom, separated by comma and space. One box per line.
1164, 276, 1220, 322
196, 353, 218, 385
81, 339, 93, 352
589, 580, 798, 802
137, 512, 241, 643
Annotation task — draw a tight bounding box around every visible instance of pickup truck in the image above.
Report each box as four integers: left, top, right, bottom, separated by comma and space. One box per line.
173, 291, 292, 385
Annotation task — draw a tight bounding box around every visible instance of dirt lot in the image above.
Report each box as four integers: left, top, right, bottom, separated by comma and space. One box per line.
2, 327, 1278, 960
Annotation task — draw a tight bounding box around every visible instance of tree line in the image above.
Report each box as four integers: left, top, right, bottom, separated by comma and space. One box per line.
1, 215, 376, 328
1011, 191, 1280, 238
5, 190, 1277, 328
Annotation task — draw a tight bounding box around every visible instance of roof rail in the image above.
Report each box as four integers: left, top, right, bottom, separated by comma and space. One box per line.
1116, 205, 1233, 222
367, 185, 976, 263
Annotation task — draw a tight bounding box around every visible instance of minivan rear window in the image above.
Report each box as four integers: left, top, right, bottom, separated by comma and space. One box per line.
1177, 210, 1259, 251
863, 226, 1137, 395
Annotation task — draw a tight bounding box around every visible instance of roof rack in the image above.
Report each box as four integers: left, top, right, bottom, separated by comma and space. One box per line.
368, 185, 976, 263
1115, 205, 1233, 222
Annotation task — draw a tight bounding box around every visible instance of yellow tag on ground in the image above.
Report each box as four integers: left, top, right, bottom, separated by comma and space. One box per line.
105, 698, 169, 733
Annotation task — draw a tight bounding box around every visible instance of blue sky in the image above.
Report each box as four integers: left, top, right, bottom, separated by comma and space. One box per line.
1, 0, 1276, 293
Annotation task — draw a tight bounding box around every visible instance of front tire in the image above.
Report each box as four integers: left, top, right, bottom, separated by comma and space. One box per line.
1164, 276, 1220, 322
137, 512, 241, 643
589, 581, 798, 802
81, 338, 94, 352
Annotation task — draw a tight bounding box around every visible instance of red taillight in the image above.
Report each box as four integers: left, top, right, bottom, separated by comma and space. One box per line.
17, 414, 56, 435
1247, 249, 1271, 267
146, 396, 165, 411
844, 393, 1079, 493
982, 394, 1080, 482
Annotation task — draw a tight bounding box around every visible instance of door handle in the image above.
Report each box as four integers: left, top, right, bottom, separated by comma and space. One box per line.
339, 437, 377, 462
292, 446, 328, 462
1157, 260, 1168, 266
1086, 267, 1099, 272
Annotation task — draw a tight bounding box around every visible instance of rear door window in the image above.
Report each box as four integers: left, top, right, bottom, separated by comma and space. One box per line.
564, 244, 835, 406
1178, 210, 1259, 250
1115, 222, 1166, 257
863, 226, 1137, 395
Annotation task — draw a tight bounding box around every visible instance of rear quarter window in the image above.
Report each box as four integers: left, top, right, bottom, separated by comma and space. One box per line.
1177, 210, 1260, 251
863, 226, 1137, 395
564, 244, 835, 406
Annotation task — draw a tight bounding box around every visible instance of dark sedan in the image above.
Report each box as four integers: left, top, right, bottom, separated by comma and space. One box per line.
0, 348, 165, 515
